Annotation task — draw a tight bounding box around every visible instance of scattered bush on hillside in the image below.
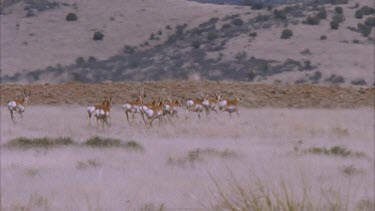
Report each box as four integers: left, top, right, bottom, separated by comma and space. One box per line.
75, 57, 85, 65
166, 25, 172, 30
358, 23, 372, 37
309, 71, 322, 83
329, 0, 348, 5
325, 74, 345, 84
332, 14, 345, 23
330, 21, 339, 29
244, 0, 264, 10
355, 10, 363, 19
352, 39, 360, 44
207, 31, 218, 40
88, 56, 97, 63
191, 40, 201, 49
351, 79, 367, 85
93, 31, 104, 41
320, 35, 327, 40
249, 32, 257, 37
280, 29, 293, 39
231, 18, 244, 26
123, 45, 136, 54
273, 9, 287, 20
316, 8, 327, 19
304, 15, 320, 25
365, 17, 375, 27
66, 12, 77, 21
334, 6, 343, 14
221, 23, 231, 29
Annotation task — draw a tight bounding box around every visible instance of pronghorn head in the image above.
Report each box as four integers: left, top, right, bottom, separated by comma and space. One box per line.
136, 90, 146, 104
22, 89, 31, 105
101, 96, 112, 108
234, 96, 242, 104
215, 93, 223, 101
175, 97, 183, 106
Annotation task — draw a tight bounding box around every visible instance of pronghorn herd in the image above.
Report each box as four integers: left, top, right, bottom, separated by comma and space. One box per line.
7, 89, 242, 127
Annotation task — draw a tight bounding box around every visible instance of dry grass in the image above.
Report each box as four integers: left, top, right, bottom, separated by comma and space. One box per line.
1, 82, 374, 108
0, 106, 373, 210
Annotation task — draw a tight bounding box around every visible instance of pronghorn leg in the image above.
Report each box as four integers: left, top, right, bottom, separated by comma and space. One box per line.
125, 111, 131, 125
236, 110, 239, 118
229, 112, 232, 118
10, 110, 15, 124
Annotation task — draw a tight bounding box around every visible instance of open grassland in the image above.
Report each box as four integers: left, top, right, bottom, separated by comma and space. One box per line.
1, 82, 374, 108
1, 105, 374, 210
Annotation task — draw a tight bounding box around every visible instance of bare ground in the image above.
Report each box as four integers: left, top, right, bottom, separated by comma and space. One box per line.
0, 105, 374, 210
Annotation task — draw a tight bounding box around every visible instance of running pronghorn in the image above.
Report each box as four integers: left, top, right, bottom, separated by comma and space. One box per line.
163, 97, 183, 119
220, 96, 242, 118
207, 93, 223, 114
8, 89, 31, 123
185, 94, 209, 119
122, 90, 147, 125
94, 96, 112, 128
143, 99, 165, 127
87, 97, 112, 126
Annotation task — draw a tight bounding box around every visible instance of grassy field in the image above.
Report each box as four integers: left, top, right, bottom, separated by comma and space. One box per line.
1, 105, 374, 210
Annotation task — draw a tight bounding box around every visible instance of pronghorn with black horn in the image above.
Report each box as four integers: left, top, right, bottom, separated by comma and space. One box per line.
8, 89, 31, 123
220, 96, 242, 118
94, 96, 112, 128
87, 97, 113, 126
185, 94, 209, 119
122, 90, 147, 125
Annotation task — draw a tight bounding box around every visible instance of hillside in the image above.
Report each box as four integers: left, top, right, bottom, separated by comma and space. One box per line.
0, 0, 374, 85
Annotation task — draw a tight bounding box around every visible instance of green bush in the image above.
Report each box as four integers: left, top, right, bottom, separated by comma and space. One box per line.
249, 32, 257, 37
305, 15, 320, 25
320, 35, 327, 40
66, 13, 78, 21
355, 10, 363, 19
280, 29, 293, 39
358, 23, 372, 36
191, 40, 201, 49
334, 6, 343, 14
84, 136, 121, 147
4, 137, 74, 149
207, 31, 218, 40
365, 16, 375, 27
93, 31, 104, 40
332, 14, 345, 23
231, 18, 244, 26
316, 8, 327, 19
330, 21, 339, 29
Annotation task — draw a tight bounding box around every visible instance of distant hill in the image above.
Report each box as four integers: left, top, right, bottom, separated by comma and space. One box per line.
0, 0, 374, 85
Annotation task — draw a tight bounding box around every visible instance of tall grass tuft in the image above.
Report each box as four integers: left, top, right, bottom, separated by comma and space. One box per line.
84, 136, 144, 151
4, 137, 74, 149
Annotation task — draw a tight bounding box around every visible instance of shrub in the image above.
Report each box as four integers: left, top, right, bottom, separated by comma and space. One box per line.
325, 74, 344, 83
88, 56, 96, 63
352, 39, 360, 44
207, 31, 218, 40
316, 8, 327, 19
365, 16, 375, 27
191, 40, 201, 48
221, 23, 231, 29
330, 21, 339, 29
320, 35, 327, 40
93, 31, 104, 40
305, 15, 320, 25
280, 29, 293, 39
249, 32, 257, 37
329, 0, 348, 4
273, 9, 287, 20
351, 79, 367, 85
5, 137, 74, 149
84, 136, 121, 147
231, 18, 244, 26
332, 14, 345, 23
66, 13, 77, 21
358, 23, 372, 36
355, 10, 363, 19
75, 57, 85, 65
334, 6, 343, 14
359, 6, 375, 15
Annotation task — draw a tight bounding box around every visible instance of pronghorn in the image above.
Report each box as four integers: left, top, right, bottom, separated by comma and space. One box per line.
185, 95, 209, 119
207, 93, 223, 114
220, 96, 242, 118
8, 89, 31, 123
122, 90, 146, 125
94, 96, 112, 128
142, 100, 165, 127
163, 97, 183, 119
87, 97, 112, 126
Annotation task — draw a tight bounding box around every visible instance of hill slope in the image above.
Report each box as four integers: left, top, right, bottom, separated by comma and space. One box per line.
1, 0, 374, 85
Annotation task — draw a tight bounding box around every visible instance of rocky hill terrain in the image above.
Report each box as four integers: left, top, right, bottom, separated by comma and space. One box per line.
0, 0, 374, 85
